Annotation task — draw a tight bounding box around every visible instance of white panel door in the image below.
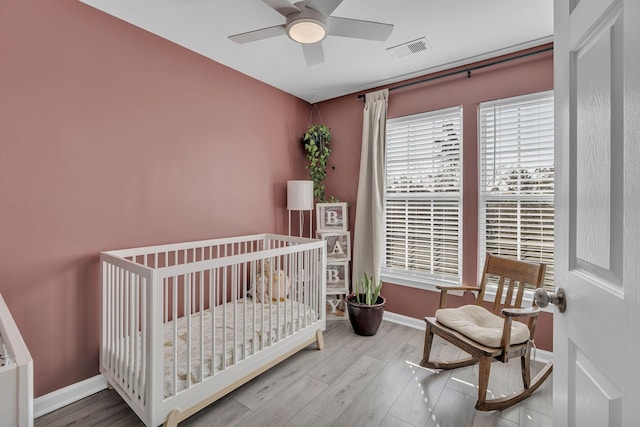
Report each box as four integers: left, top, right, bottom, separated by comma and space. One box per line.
554, 0, 640, 426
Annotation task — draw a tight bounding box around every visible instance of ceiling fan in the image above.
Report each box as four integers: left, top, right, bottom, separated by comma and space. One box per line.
228, 0, 394, 66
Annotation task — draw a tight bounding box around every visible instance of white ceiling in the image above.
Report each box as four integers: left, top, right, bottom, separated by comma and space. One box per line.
78, 0, 554, 103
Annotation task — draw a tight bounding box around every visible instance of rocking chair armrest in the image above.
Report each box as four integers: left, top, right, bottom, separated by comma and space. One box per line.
502, 306, 540, 319
435, 285, 481, 292
502, 307, 542, 358
436, 285, 481, 308
499, 307, 540, 361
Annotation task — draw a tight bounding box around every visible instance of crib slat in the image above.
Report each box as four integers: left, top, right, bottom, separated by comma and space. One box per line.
134, 275, 140, 397
285, 254, 298, 335
113, 267, 118, 380
242, 262, 247, 362
140, 276, 147, 404
269, 258, 273, 348
117, 267, 123, 382
260, 259, 265, 351
315, 248, 320, 322
134, 273, 140, 396
310, 249, 314, 326
307, 250, 312, 323
252, 260, 257, 356
172, 276, 178, 396
101, 263, 107, 372
113, 265, 119, 374
222, 266, 227, 370
186, 273, 192, 391
199, 271, 204, 383
232, 264, 238, 366
105, 264, 113, 372
164, 281, 168, 329
128, 272, 135, 394
274, 257, 279, 343
210, 268, 216, 376
278, 256, 293, 339
214, 268, 218, 375
314, 249, 318, 323
121, 266, 126, 382
125, 272, 130, 393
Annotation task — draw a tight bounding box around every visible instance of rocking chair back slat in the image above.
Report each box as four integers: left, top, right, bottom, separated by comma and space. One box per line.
515, 278, 527, 307
491, 276, 506, 314
503, 278, 516, 310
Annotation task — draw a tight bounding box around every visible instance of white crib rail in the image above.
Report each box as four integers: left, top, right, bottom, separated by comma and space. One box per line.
100, 253, 154, 419
0, 293, 34, 427
101, 234, 325, 427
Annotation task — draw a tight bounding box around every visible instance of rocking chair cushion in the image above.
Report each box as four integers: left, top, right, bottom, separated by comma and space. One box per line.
435, 305, 530, 348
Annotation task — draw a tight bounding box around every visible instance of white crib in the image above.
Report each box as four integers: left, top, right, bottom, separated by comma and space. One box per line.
100, 234, 326, 427
0, 293, 34, 427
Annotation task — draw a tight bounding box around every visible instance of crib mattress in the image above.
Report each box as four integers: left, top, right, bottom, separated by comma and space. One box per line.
163, 298, 316, 397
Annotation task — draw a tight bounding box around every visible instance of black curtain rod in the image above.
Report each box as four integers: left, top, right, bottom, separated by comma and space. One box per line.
357, 45, 553, 100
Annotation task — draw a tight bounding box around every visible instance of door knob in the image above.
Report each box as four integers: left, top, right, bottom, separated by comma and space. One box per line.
534, 287, 566, 313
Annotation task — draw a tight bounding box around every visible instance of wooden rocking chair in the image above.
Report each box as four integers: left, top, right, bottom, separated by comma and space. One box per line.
420, 253, 553, 411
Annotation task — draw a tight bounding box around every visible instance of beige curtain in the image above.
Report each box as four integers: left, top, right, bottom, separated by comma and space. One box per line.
352, 89, 389, 286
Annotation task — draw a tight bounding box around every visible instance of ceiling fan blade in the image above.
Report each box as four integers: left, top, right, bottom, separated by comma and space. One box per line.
228, 25, 286, 44
262, 0, 301, 17
327, 16, 394, 41
305, 0, 344, 17
302, 42, 325, 66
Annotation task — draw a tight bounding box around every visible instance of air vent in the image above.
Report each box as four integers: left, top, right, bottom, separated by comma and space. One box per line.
387, 37, 430, 58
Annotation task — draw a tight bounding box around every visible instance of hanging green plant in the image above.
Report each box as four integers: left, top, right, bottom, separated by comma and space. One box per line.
302, 124, 332, 203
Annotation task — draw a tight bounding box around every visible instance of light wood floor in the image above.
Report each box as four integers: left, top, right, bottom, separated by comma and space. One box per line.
35, 320, 553, 427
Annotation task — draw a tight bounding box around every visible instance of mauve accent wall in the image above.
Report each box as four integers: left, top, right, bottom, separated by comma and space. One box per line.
0, 1, 310, 397
317, 47, 555, 352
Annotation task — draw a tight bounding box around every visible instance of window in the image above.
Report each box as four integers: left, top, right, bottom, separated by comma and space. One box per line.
383, 107, 462, 287
479, 91, 554, 290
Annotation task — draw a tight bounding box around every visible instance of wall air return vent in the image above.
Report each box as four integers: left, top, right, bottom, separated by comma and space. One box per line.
387, 37, 430, 58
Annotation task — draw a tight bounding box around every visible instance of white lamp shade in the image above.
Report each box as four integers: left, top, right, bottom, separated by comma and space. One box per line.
287, 180, 314, 210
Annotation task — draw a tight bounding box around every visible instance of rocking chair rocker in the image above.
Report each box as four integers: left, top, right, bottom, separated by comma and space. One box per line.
420, 253, 553, 411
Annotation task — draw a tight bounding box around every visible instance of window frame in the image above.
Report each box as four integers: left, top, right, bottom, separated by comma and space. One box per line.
478, 90, 555, 295
381, 106, 463, 291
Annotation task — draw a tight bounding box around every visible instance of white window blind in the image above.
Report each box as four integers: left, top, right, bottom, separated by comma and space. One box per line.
384, 107, 462, 285
479, 91, 554, 290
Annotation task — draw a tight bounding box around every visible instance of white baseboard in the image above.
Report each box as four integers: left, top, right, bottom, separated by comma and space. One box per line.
383, 310, 553, 364
530, 347, 553, 364
383, 310, 426, 331
34, 374, 107, 418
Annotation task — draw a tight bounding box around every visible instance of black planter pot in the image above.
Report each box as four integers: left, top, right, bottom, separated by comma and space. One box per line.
346, 294, 386, 336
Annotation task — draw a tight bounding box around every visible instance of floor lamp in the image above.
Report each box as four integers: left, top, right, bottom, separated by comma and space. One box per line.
287, 180, 313, 238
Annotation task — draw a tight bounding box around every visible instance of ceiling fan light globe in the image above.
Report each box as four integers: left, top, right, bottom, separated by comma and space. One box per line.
287, 19, 326, 44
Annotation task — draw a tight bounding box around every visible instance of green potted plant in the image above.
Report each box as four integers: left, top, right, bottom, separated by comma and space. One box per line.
302, 124, 332, 203
346, 272, 386, 336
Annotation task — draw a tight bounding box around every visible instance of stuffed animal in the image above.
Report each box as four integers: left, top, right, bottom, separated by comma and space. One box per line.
250, 258, 291, 302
